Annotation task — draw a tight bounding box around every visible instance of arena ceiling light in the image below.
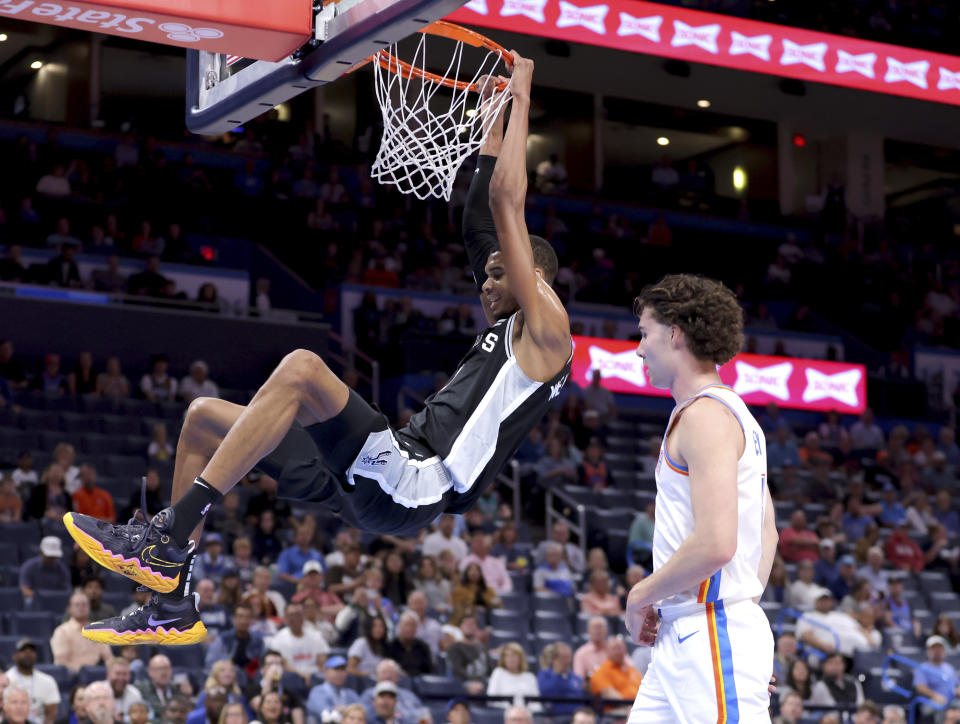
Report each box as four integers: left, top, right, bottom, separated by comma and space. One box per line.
30, 60, 43, 70
0, 34, 8, 42
696, 99, 711, 108
656, 136, 670, 146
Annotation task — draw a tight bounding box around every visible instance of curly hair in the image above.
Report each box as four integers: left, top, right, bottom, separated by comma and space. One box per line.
633, 274, 743, 365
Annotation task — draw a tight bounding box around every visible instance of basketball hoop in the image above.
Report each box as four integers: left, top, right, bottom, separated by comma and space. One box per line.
369, 22, 515, 201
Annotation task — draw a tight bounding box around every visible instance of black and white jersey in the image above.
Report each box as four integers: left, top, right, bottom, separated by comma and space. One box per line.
397, 311, 572, 512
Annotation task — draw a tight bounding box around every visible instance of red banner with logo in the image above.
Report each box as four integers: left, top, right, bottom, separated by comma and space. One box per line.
572, 335, 867, 413
448, 0, 960, 107
0, 0, 311, 61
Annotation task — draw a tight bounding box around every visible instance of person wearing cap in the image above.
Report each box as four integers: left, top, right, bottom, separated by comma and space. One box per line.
814, 536, 840, 587
922, 450, 954, 492
194, 532, 233, 583
360, 661, 423, 723
367, 682, 406, 724
808, 652, 864, 708
306, 656, 360, 720
204, 603, 265, 670
276, 525, 324, 585
857, 547, 890, 597
914, 636, 960, 710
18, 536, 70, 603
51, 591, 111, 673
885, 524, 925, 573
829, 555, 859, 601
785, 560, 822, 612
444, 698, 470, 724
933, 490, 960, 536
4, 640, 60, 724
842, 496, 879, 543
291, 562, 344, 623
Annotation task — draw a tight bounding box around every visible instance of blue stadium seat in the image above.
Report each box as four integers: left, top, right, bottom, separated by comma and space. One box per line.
489, 609, 527, 635
0, 635, 20, 663
413, 675, 465, 698
471, 708, 505, 724
0, 429, 38, 451
119, 399, 156, 417
10, 612, 56, 637
99, 415, 133, 436
139, 418, 169, 437
164, 645, 205, 669
37, 665, 73, 691
82, 433, 125, 455
0, 543, 17, 566
270, 580, 297, 601
927, 592, 960, 613
103, 573, 135, 595
79, 396, 119, 415
18, 542, 40, 564
0, 588, 22, 611
38, 395, 76, 413
0, 568, 21, 588
533, 612, 572, 637
590, 509, 634, 531
122, 436, 152, 456
78, 666, 107, 685
596, 489, 634, 510
34, 589, 71, 615
919, 572, 955, 594
532, 593, 569, 615
60, 412, 95, 434
533, 632, 567, 654
280, 671, 309, 700
852, 650, 887, 672
17, 409, 61, 431
105, 455, 146, 479
39, 430, 82, 451
157, 402, 186, 420
500, 592, 530, 615
488, 630, 528, 653
508, 570, 531, 594
0, 522, 41, 546
103, 592, 131, 613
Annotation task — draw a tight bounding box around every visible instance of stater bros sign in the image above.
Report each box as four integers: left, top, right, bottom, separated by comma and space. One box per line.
449, 0, 960, 107
571, 335, 867, 413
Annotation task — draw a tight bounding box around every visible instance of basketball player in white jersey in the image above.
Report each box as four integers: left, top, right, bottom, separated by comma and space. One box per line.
625, 274, 779, 723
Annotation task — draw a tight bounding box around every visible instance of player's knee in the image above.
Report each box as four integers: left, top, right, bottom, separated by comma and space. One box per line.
182, 397, 216, 440
277, 348, 328, 392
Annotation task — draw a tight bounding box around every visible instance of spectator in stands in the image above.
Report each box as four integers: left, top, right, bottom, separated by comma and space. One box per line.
767, 427, 800, 471
246, 567, 286, 618
458, 534, 511, 595
306, 656, 360, 721
253, 691, 294, 724
884, 524, 925, 573
445, 614, 489, 695
850, 408, 884, 451
19, 536, 70, 603
487, 643, 540, 711
381, 551, 414, 609
930, 616, 960, 653
589, 637, 641, 715
914, 636, 960, 711
580, 571, 623, 616
534, 437, 578, 493
573, 617, 608, 682
403, 592, 442, 659
72, 464, 115, 522
780, 510, 820, 563
628, 501, 655, 567
906, 494, 939, 537
79, 576, 116, 622
2, 687, 32, 724
147, 424, 174, 463
937, 427, 960, 467
180, 360, 219, 403
423, 515, 468, 562
582, 370, 615, 422
450, 563, 500, 623
799, 432, 833, 468
532, 543, 576, 598
192, 578, 229, 637
535, 522, 585, 575
536, 643, 584, 716
68, 351, 97, 397
0, 245, 27, 283
843, 496, 878, 543
268, 602, 329, 683
347, 614, 388, 678
934, 491, 960, 535
857, 547, 889, 596
83, 682, 116, 724
0, 340, 26, 390
46, 217, 81, 249
187, 689, 227, 724
364, 682, 404, 724
385, 611, 432, 677
785, 560, 822, 612
32, 353, 70, 394
36, 164, 71, 197
880, 576, 918, 637
327, 543, 369, 603
360, 660, 424, 723
779, 659, 813, 702
52, 443, 79, 493
204, 603, 265, 671
814, 538, 840, 587
772, 632, 797, 684
578, 440, 611, 491
878, 485, 908, 527
796, 591, 861, 656
276, 525, 324, 584
882, 704, 906, 724
924, 523, 960, 577
444, 698, 469, 724
96, 356, 130, 399
808, 651, 864, 708
244, 651, 304, 723
106, 657, 143, 720
252, 510, 284, 564
10, 451, 37, 491
247, 474, 292, 528
140, 353, 178, 402
90, 255, 128, 293
818, 410, 850, 448
773, 691, 803, 724
829, 555, 858, 601
535, 154, 568, 194
5, 639, 60, 724
0, 477, 21, 522
63, 685, 87, 724
490, 523, 529, 574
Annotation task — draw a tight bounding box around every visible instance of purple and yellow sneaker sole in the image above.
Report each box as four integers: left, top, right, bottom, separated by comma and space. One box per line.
82, 620, 207, 646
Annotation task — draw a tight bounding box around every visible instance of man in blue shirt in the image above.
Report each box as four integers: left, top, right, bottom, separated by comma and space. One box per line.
766, 426, 799, 471
883, 576, 913, 632
276, 525, 324, 584
878, 484, 908, 527
19, 536, 71, 603
204, 603, 265, 669
814, 539, 840, 587
306, 656, 360, 721
841, 497, 876, 543
934, 491, 960, 535
914, 636, 960, 709
829, 555, 858, 601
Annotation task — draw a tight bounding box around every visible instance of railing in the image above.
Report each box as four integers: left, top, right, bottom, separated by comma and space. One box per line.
776, 608, 841, 661
326, 328, 380, 406
544, 486, 588, 564
882, 653, 948, 724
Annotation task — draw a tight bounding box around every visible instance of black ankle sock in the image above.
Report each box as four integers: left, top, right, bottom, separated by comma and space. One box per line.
165, 549, 199, 600
169, 477, 222, 547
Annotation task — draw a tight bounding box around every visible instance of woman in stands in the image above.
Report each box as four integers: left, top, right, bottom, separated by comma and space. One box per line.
451, 563, 501, 624
251, 692, 293, 724
487, 642, 541, 711
412, 556, 451, 615
381, 550, 413, 609
24, 462, 71, 520
579, 570, 624, 617
218, 702, 249, 724
339, 704, 366, 724
536, 642, 584, 716
780, 658, 814, 703
198, 661, 249, 714
95, 355, 130, 399
242, 592, 278, 637
347, 613, 387, 677
930, 614, 960, 652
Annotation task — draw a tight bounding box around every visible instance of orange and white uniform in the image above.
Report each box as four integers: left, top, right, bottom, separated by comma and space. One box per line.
628, 384, 774, 724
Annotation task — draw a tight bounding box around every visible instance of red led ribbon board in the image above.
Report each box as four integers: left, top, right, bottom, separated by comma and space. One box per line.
448, 0, 960, 107
0, 0, 312, 61
571, 335, 867, 413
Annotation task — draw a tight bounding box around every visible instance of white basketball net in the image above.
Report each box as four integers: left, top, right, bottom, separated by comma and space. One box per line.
371, 32, 513, 201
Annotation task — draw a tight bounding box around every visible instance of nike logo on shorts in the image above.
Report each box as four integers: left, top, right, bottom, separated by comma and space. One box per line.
677, 631, 698, 644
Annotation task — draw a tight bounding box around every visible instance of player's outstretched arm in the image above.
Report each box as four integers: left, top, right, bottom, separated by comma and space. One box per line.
488, 53, 569, 353
625, 399, 740, 640
463, 77, 509, 324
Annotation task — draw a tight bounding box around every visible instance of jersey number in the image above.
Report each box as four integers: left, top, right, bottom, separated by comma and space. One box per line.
481, 332, 498, 352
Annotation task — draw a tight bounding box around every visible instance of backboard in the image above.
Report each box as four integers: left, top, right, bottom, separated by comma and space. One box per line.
185, 0, 471, 135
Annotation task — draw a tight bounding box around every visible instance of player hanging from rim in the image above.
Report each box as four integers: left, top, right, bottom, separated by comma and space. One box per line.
623, 274, 780, 723
63, 53, 573, 646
